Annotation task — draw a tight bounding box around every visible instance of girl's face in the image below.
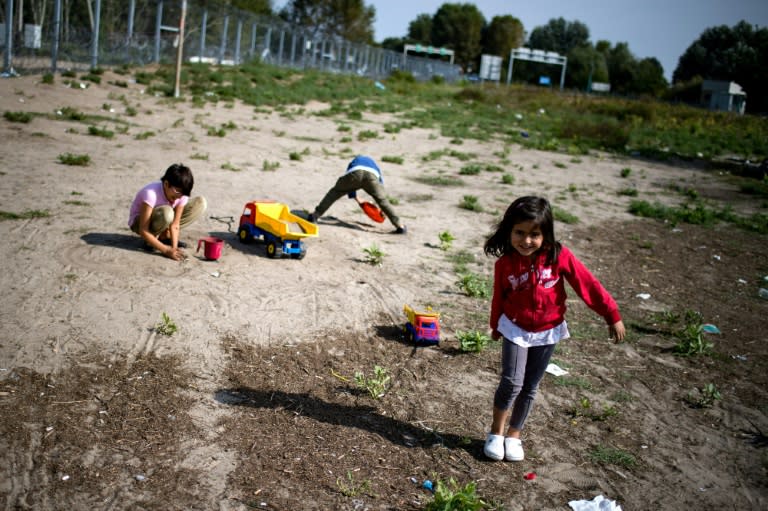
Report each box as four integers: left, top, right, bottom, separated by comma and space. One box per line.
510, 220, 544, 258
163, 180, 184, 201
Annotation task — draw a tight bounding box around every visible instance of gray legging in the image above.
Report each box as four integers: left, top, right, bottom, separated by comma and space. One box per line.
131, 196, 207, 236
314, 169, 401, 227
493, 339, 557, 431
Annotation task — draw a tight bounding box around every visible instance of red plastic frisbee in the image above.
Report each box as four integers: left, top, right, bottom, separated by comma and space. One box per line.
360, 201, 385, 223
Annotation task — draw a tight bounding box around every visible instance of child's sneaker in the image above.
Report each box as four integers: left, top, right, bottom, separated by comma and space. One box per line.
483, 434, 505, 461
504, 437, 524, 461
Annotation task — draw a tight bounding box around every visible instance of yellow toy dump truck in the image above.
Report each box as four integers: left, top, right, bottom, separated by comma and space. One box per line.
403, 304, 440, 345
238, 200, 318, 258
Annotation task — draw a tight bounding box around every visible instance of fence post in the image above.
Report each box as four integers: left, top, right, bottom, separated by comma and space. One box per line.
51, 0, 61, 73
127, 0, 135, 41
277, 29, 284, 65
234, 18, 242, 64
154, 0, 163, 64
90, 0, 101, 69
3, 0, 13, 76
199, 9, 207, 60
249, 22, 257, 59
173, 0, 186, 98
218, 14, 229, 64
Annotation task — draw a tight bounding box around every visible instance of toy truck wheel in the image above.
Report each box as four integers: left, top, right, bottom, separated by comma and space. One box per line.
238, 226, 252, 244
291, 246, 307, 259
266, 241, 283, 258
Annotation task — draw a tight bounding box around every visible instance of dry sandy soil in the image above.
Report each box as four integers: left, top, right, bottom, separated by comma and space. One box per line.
0, 70, 767, 511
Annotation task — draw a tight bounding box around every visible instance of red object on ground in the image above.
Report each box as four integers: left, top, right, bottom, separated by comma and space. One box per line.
360, 201, 385, 223
197, 236, 224, 260
523, 472, 536, 481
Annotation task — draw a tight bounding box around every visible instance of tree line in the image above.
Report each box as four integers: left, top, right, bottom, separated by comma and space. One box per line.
4, 0, 766, 112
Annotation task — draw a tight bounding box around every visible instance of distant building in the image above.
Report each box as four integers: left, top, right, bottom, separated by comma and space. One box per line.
701, 80, 746, 114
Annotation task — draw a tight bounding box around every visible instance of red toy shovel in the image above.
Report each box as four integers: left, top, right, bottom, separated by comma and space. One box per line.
359, 201, 385, 223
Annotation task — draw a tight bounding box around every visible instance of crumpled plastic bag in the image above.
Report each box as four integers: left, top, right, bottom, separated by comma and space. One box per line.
568, 495, 622, 511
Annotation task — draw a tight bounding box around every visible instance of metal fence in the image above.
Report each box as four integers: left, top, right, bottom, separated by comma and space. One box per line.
1, 0, 461, 82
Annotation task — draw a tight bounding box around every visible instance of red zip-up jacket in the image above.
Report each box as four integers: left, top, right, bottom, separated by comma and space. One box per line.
490, 245, 621, 335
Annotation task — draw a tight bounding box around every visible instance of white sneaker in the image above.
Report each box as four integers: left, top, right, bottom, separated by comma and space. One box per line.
484, 434, 505, 461
504, 437, 524, 461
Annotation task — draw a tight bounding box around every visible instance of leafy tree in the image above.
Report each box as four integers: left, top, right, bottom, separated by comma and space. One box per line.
527, 17, 589, 55
605, 42, 636, 95
673, 20, 768, 113
431, 3, 485, 72
631, 57, 668, 96
381, 36, 405, 52
279, 0, 375, 44
407, 13, 432, 45
482, 14, 523, 61
566, 45, 608, 90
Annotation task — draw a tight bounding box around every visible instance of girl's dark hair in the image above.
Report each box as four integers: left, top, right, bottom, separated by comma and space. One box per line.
484, 196, 561, 264
161, 163, 194, 196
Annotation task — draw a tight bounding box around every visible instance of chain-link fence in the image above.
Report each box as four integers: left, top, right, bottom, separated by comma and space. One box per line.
1, 0, 461, 82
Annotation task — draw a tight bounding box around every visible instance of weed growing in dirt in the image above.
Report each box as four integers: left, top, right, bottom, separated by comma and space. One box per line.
413, 175, 465, 187
358, 129, 378, 140
571, 396, 619, 421
42, 73, 54, 84
438, 231, 455, 251
155, 312, 178, 336
221, 162, 241, 172
685, 383, 722, 408
381, 155, 403, 165
3, 111, 32, 123
501, 173, 514, 185
425, 478, 492, 511
618, 188, 639, 196
672, 310, 714, 356
459, 164, 482, 175
57, 106, 86, 120
455, 272, 490, 298
456, 331, 492, 353
363, 243, 385, 266
354, 365, 390, 399
620, 167, 632, 178
336, 471, 373, 498
58, 153, 91, 166
0, 209, 50, 221
88, 125, 114, 139
553, 207, 579, 224
554, 376, 593, 390
134, 130, 155, 140
262, 160, 280, 171
588, 445, 637, 469
459, 195, 483, 212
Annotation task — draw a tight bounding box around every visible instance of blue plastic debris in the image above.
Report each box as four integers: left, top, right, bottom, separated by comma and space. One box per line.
374, 81, 386, 90
701, 324, 721, 334
520, 130, 529, 138
422, 480, 434, 492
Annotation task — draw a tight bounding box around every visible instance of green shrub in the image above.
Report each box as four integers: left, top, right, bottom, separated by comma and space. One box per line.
3, 111, 32, 123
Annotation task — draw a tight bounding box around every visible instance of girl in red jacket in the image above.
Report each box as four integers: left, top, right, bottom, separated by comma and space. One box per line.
482, 196, 625, 462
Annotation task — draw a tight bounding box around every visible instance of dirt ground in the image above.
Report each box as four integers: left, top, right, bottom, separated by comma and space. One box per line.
1, 70, 767, 510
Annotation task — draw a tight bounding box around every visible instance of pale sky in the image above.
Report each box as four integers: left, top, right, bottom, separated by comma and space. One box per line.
273, 0, 768, 81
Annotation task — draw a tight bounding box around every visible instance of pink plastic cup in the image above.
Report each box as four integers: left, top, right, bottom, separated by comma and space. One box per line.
197, 236, 224, 261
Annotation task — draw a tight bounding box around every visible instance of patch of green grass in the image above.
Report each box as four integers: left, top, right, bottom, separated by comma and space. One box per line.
501, 173, 514, 185
459, 164, 482, 175
456, 331, 493, 353
354, 365, 390, 399
438, 231, 455, 251
455, 272, 490, 298
588, 444, 637, 469
620, 167, 632, 178
554, 376, 593, 390
58, 153, 91, 166
0, 209, 50, 221
382, 155, 403, 165
358, 129, 378, 141
363, 243, 385, 266
190, 153, 209, 160
336, 471, 373, 498
42, 73, 54, 84
4, 111, 33, 123
618, 187, 639, 196
553, 207, 579, 224
425, 478, 492, 511
221, 162, 241, 172
155, 312, 178, 336
134, 131, 155, 140
262, 160, 280, 171
88, 125, 114, 139
413, 175, 465, 187
459, 195, 483, 212
63, 200, 90, 206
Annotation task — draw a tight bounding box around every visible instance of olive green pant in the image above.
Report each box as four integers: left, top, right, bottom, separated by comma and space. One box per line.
131, 196, 207, 236
314, 170, 400, 227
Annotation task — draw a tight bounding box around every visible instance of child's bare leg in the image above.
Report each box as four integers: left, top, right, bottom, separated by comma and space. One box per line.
490, 406, 510, 435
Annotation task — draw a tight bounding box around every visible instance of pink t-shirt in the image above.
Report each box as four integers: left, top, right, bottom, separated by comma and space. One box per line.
128, 180, 189, 227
